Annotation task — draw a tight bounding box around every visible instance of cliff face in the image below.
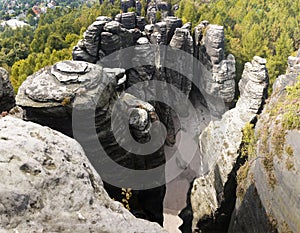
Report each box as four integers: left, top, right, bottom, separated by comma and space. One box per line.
229, 51, 300, 233
0, 116, 166, 233
72, 15, 236, 143
0, 67, 15, 113
189, 56, 269, 232
194, 22, 236, 115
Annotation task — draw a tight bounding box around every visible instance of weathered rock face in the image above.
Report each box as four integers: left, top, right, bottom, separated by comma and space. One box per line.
136, 0, 142, 16
194, 22, 236, 114
72, 16, 135, 63
236, 56, 269, 114
163, 16, 183, 44
16, 60, 166, 226
146, 0, 170, 24
0, 116, 166, 233
0, 67, 15, 113
72, 15, 194, 146
190, 56, 269, 232
164, 27, 193, 116
168, 27, 193, 94
147, 2, 157, 24
229, 51, 300, 233
115, 12, 137, 29
121, 0, 135, 12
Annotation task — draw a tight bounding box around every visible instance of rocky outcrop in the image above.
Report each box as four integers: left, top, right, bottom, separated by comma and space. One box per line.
16, 60, 166, 226
146, 1, 171, 24
0, 67, 15, 113
194, 22, 236, 115
121, 0, 135, 12
164, 27, 193, 115
72, 15, 196, 146
115, 12, 137, 29
164, 16, 183, 44
136, 0, 142, 16
168, 27, 193, 93
72, 16, 136, 63
190, 56, 268, 232
147, 2, 157, 24
0, 116, 166, 233
229, 51, 300, 233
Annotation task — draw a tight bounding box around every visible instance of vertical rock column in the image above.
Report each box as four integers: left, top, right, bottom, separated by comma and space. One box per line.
166, 26, 194, 116
194, 22, 236, 117
190, 56, 268, 232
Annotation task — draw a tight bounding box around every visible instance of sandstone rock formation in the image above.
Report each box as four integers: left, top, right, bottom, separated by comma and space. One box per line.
0, 116, 166, 233
16, 60, 166, 225
72, 17, 236, 121
190, 56, 268, 232
72, 15, 136, 64
115, 12, 137, 29
121, 0, 135, 12
147, 2, 157, 24
72, 15, 198, 145
0, 67, 15, 113
194, 21, 236, 115
229, 51, 300, 233
146, 1, 171, 24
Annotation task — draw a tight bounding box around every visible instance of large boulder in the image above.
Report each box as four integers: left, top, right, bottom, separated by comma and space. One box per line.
16, 60, 166, 226
0, 67, 15, 113
190, 56, 269, 232
229, 51, 300, 233
0, 116, 166, 233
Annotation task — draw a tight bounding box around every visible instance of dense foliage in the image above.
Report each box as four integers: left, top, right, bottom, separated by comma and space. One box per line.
0, 25, 34, 70
176, 0, 300, 88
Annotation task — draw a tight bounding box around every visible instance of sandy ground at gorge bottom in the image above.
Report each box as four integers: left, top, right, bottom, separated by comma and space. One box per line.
162, 96, 211, 232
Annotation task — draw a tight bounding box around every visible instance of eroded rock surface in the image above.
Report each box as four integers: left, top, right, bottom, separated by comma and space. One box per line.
229, 51, 300, 233
0, 116, 166, 233
0, 67, 15, 113
194, 22, 236, 115
16, 60, 166, 226
190, 56, 269, 232
72, 15, 198, 146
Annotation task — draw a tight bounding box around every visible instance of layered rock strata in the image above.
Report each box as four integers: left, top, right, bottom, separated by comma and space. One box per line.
194, 22, 236, 116
72, 15, 236, 122
73, 15, 194, 145
229, 51, 300, 233
190, 56, 269, 232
